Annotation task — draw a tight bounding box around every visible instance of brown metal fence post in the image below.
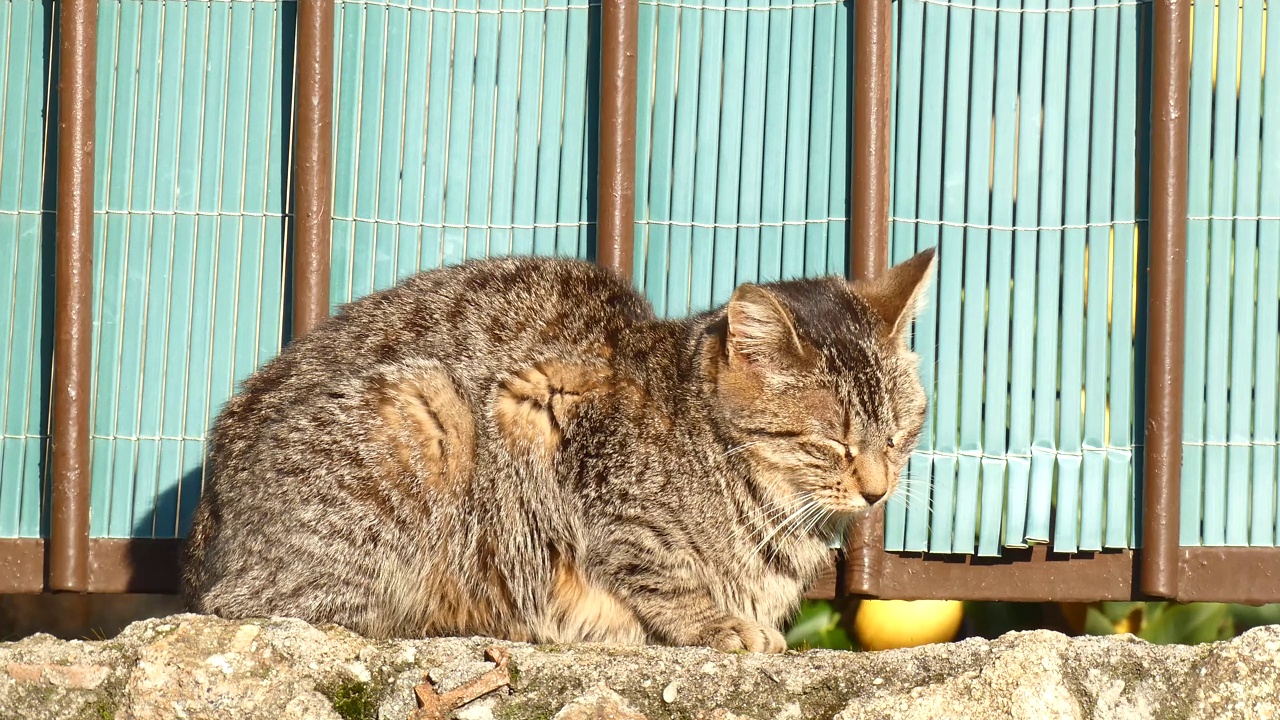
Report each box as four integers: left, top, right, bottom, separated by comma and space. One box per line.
1141, 0, 1190, 600
293, 0, 335, 337
48, 0, 99, 593
845, 0, 894, 598
596, 0, 638, 280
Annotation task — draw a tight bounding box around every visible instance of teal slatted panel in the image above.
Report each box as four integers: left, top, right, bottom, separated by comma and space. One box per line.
903, 0, 950, 551
711, 0, 745, 305
1181, 0, 1215, 547
692, 0, 726, 314
1260, 2, 1280, 547
1182, 0, 1278, 548
665, 4, 702, 314
1180, 0, 1215, 545
1029, 0, 1070, 546
0, 0, 54, 539
634, 0, 850, 318
329, 0, 598, 306
1202, 0, 1240, 546
1081, 0, 1119, 553
979, 0, 1021, 557
1054, 0, 1094, 554
888, 0, 1146, 554
928, 0, 973, 555
953, 0, 994, 556
887, 0, 929, 552
1229, 0, 1264, 548
1007, 0, 1048, 548
1107, 0, 1141, 550
88, 0, 290, 538
758, 2, 790, 285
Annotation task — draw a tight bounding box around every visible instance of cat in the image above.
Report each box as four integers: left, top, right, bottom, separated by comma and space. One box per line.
182, 248, 936, 653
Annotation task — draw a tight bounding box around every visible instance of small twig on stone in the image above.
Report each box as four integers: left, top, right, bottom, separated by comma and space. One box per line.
409, 646, 512, 720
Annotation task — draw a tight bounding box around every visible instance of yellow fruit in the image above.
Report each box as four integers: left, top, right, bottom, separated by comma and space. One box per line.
853, 600, 964, 651
1112, 606, 1143, 636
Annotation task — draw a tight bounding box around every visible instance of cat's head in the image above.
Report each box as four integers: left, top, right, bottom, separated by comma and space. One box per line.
707, 248, 936, 516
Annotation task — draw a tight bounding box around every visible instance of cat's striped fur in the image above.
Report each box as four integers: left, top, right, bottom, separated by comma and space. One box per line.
182, 250, 935, 652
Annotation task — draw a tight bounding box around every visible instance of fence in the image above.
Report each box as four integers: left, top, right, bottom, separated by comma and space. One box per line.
0, 0, 1278, 605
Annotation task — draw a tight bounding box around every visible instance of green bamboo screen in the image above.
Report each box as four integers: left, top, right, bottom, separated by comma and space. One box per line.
0, 0, 1277, 559
632, 0, 849, 317
85, 0, 292, 538
329, 0, 599, 306
0, 0, 53, 540
1181, 0, 1279, 548
886, 0, 1150, 556
78, 0, 602, 539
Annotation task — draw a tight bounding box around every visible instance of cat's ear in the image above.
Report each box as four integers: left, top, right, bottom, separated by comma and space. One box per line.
851, 247, 937, 346
725, 285, 809, 371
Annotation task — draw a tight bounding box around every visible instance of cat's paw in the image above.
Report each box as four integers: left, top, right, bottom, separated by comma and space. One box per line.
702, 617, 787, 654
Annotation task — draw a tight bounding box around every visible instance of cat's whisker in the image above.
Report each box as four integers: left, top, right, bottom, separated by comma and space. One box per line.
763, 502, 832, 564
782, 503, 823, 543
750, 497, 819, 558
895, 490, 941, 513
722, 441, 766, 459
726, 494, 807, 545
802, 507, 834, 541
892, 488, 937, 508
739, 493, 804, 524
765, 502, 825, 558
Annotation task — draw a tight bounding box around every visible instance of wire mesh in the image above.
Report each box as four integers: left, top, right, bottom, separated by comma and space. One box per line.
0, 0, 56, 539
87, 0, 293, 538
1181, 0, 1278, 548
3, 0, 1275, 558
885, 0, 1149, 556
633, 0, 850, 318
328, 0, 599, 306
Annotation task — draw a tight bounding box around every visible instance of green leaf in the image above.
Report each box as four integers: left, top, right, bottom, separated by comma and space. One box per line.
1083, 606, 1119, 636
1228, 603, 1280, 632
963, 602, 1049, 638
1096, 602, 1143, 625
785, 600, 855, 651
1139, 603, 1234, 645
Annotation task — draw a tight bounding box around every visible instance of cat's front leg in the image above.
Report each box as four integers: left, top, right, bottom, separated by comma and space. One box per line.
607, 566, 787, 653
697, 615, 788, 653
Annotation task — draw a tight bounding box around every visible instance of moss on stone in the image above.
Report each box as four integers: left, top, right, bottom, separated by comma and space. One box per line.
320, 680, 381, 720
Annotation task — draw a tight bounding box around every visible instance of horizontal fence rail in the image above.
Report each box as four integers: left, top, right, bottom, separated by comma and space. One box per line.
0, 0, 1278, 605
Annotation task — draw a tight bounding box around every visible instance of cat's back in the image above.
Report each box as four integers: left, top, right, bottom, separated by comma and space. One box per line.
206, 255, 656, 480
241, 255, 653, 396
393, 255, 654, 361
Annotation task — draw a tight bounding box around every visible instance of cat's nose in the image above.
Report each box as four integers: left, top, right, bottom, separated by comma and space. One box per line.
851, 453, 890, 506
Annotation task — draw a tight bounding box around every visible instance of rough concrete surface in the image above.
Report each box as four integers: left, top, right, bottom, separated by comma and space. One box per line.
1, 614, 1277, 720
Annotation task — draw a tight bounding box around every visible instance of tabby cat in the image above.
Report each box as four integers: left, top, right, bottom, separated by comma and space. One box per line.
182, 249, 936, 653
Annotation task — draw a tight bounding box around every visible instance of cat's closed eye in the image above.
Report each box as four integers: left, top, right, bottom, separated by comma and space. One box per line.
800, 438, 850, 465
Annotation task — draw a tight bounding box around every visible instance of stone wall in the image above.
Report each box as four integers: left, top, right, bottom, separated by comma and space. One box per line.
1, 614, 1277, 719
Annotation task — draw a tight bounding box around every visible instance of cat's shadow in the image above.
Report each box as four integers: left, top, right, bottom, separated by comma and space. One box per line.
125, 466, 201, 598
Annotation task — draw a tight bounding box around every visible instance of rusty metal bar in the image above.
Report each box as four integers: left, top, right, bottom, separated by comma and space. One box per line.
876, 548, 1138, 603
1141, 0, 1190, 600
292, 0, 335, 337
850, 0, 893, 282
844, 0, 895, 597
48, 0, 99, 593
0, 539, 47, 593
24, 537, 1280, 600
595, 0, 638, 280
